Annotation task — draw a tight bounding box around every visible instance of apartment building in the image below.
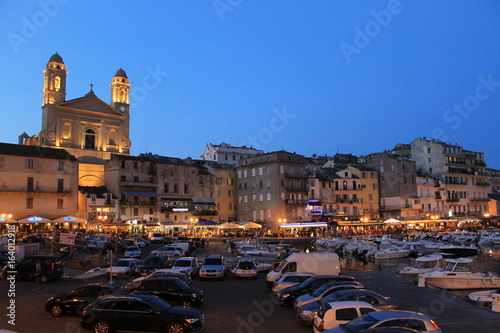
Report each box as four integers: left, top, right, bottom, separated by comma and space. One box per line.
202, 161, 237, 222
237, 151, 309, 229
201, 142, 263, 167
0, 143, 79, 220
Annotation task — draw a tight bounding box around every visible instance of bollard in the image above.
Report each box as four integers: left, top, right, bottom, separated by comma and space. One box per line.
491, 293, 500, 313
418, 274, 426, 287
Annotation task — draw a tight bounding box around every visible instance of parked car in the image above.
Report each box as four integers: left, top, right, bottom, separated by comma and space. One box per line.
131, 277, 204, 308
296, 289, 398, 326
80, 294, 204, 333
322, 310, 441, 333
272, 272, 316, 294
45, 283, 125, 317
2, 255, 64, 283
124, 246, 142, 258
233, 258, 258, 278
126, 270, 192, 291
199, 255, 227, 280
132, 236, 150, 247
119, 239, 139, 251
294, 281, 365, 310
135, 256, 172, 276
276, 275, 356, 306
21, 234, 43, 243
171, 257, 200, 277
106, 258, 140, 278
150, 246, 184, 257
313, 301, 377, 333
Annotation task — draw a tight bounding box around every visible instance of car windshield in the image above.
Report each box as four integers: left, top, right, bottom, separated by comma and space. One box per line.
172, 278, 190, 290
204, 258, 222, 265
115, 260, 132, 267
238, 261, 255, 269
311, 283, 335, 297
343, 313, 379, 332
127, 247, 139, 251
174, 260, 191, 267
143, 257, 162, 265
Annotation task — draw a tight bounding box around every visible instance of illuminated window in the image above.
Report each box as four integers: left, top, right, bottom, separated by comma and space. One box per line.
55, 76, 61, 91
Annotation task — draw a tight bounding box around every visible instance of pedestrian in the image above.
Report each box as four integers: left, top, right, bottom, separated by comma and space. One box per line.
206, 238, 210, 247
35, 261, 42, 284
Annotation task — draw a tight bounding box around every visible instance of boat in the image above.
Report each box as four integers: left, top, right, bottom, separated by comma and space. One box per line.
438, 244, 479, 257
399, 254, 443, 276
467, 288, 500, 305
419, 258, 500, 289
373, 246, 411, 260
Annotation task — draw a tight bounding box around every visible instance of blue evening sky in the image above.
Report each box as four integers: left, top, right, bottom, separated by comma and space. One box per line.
1, 1, 499, 167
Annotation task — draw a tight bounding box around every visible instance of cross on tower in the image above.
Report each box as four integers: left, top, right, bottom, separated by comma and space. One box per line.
89, 83, 94, 91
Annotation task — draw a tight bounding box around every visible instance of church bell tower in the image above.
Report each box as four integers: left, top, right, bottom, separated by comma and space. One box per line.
42, 52, 67, 105
110, 68, 131, 115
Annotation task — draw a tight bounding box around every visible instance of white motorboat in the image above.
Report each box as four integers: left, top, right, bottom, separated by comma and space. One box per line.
467, 288, 500, 304
419, 258, 500, 289
373, 247, 411, 260
399, 254, 443, 276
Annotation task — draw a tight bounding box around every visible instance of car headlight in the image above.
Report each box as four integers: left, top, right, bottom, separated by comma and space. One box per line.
192, 293, 199, 298
300, 310, 312, 316
216, 269, 222, 272
185, 317, 200, 324
295, 300, 304, 306
281, 293, 290, 299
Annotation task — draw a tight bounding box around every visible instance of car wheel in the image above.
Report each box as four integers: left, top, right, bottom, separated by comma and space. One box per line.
180, 299, 192, 307
50, 304, 64, 317
174, 254, 179, 257
40, 275, 49, 283
93, 320, 114, 333
166, 321, 185, 333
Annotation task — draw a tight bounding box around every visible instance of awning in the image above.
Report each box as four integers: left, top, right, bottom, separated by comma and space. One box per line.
53, 216, 87, 223
195, 220, 219, 226
280, 222, 328, 228
122, 190, 158, 197
219, 222, 243, 229
161, 197, 193, 202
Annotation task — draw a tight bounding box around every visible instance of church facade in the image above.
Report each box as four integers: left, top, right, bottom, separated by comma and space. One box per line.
23, 53, 133, 187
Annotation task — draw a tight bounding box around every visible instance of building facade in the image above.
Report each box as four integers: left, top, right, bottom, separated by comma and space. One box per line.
201, 143, 263, 167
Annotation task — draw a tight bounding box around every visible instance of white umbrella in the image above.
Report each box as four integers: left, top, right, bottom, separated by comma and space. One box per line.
219, 222, 243, 229
53, 216, 87, 223
17, 216, 52, 223
240, 222, 263, 229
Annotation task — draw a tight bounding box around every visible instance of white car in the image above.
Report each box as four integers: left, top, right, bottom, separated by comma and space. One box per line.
313, 301, 377, 333
271, 272, 315, 294
124, 246, 141, 258
107, 258, 140, 278
171, 257, 200, 277
233, 258, 258, 278
150, 246, 184, 257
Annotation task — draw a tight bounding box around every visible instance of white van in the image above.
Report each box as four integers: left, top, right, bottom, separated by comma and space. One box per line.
266, 252, 340, 288
147, 232, 163, 243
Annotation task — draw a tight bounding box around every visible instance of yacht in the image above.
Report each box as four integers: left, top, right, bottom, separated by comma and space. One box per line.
399, 254, 443, 276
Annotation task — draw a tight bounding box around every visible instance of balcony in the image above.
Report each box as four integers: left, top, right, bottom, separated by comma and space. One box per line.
192, 210, 218, 216
379, 205, 413, 210
0, 185, 71, 194
285, 199, 309, 205
285, 186, 308, 192
470, 198, 490, 202
446, 198, 460, 203
475, 182, 490, 186
335, 198, 362, 204
445, 181, 468, 186
120, 200, 157, 206
474, 161, 486, 167
121, 181, 157, 188
284, 172, 308, 179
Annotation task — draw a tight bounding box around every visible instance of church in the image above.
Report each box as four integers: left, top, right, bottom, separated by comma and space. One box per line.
22, 53, 133, 187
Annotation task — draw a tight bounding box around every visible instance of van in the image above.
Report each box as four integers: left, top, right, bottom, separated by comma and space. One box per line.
266, 252, 340, 288
147, 232, 163, 243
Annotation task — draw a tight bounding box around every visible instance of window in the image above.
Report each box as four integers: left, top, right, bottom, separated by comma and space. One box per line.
121, 160, 126, 168
57, 199, 63, 209
133, 162, 138, 169
58, 161, 64, 171
84, 129, 96, 149
134, 176, 138, 182
228, 190, 232, 197
267, 193, 271, 201
91, 194, 96, 203
26, 159, 35, 169
26, 198, 33, 209
133, 207, 139, 216
121, 175, 126, 182
228, 202, 233, 210
173, 184, 179, 194
259, 194, 263, 201
0, 156, 4, 167
259, 167, 263, 176
252, 168, 255, 177
335, 308, 358, 321
184, 184, 189, 194
57, 179, 64, 192
27, 177, 34, 192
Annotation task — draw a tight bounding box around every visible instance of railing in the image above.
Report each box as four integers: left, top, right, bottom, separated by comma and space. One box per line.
446, 198, 460, 202
192, 210, 218, 216
475, 182, 490, 186
285, 186, 308, 192
0, 185, 71, 193
444, 181, 468, 185
379, 205, 413, 209
470, 198, 490, 202
284, 172, 308, 179
120, 200, 157, 206
284, 199, 309, 205
121, 181, 157, 187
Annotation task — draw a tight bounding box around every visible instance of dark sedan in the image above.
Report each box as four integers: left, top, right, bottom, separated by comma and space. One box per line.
132, 277, 204, 308
276, 275, 356, 306
81, 294, 204, 333
296, 288, 398, 326
45, 283, 125, 317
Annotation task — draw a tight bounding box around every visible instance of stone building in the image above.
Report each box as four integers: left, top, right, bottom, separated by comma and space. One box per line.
201, 142, 263, 167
